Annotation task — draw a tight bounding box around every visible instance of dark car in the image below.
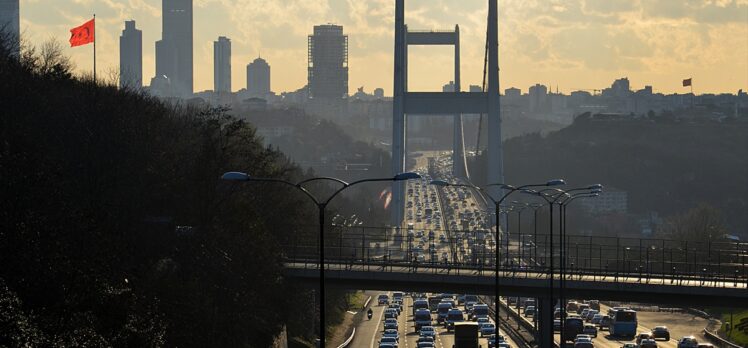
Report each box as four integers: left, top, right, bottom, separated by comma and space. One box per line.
599, 315, 611, 330
651, 326, 670, 341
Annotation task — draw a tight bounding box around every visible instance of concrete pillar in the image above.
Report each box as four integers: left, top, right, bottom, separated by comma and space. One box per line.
452, 24, 469, 179
486, 0, 505, 204
391, 0, 406, 225
539, 296, 554, 348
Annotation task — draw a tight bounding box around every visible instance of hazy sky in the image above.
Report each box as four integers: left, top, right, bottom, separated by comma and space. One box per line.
18, 0, 748, 95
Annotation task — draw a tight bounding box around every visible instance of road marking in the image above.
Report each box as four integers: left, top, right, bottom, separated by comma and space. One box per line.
347, 311, 357, 315
369, 292, 389, 348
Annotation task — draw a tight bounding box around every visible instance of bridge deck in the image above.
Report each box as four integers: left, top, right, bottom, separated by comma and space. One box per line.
284, 260, 748, 306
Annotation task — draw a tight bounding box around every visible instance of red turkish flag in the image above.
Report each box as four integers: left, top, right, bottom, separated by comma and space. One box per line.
69, 19, 95, 47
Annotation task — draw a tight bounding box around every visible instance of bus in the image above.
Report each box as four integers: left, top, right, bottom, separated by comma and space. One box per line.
609, 309, 637, 338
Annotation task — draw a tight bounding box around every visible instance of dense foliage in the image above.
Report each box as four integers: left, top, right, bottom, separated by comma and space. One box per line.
0, 40, 326, 346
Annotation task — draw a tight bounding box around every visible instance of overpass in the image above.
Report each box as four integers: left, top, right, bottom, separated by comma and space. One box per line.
284, 260, 748, 307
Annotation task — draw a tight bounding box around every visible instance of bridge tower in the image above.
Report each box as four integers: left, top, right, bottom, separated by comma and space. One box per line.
391, 0, 504, 224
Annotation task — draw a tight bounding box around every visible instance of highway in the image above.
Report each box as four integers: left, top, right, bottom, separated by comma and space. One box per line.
346, 152, 718, 348
354, 291, 520, 348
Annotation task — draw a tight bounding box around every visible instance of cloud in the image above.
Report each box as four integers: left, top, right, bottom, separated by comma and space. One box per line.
16, 0, 748, 94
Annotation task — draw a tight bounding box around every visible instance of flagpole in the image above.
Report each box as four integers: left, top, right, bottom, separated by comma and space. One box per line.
689, 77, 696, 109
93, 14, 96, 83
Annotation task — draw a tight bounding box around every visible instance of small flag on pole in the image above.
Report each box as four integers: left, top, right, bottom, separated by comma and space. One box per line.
69, 18, 95, 47
682, 78, 692, 87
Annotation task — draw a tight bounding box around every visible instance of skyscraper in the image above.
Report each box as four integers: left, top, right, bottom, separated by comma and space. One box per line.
155, 0, 193, 98
247, 57, 270, 97
213, 36, 231, 93
0, 0, 20, 57
119, 20, 142, 89
308, 24, 348, 100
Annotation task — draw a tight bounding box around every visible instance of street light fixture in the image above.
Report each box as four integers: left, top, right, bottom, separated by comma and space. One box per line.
430, 178, 565, 332
521, 185, 601, 346
222, 170, 421, 347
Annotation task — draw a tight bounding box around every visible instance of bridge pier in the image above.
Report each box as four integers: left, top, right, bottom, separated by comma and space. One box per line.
538, 296, 554, 348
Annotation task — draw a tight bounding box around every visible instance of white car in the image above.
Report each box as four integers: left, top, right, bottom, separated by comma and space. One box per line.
677, 336, 699, 348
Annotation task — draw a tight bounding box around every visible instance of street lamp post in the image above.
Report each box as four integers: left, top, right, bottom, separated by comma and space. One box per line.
558, 190, 601, 334
522, 185, 601, 346
431, 178, 565, 336
221, 171, 420, 347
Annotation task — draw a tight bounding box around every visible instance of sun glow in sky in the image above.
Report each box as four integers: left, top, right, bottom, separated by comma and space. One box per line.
18, 0, 748, 95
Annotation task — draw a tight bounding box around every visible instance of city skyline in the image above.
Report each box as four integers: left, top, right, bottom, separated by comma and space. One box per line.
13, 0, 748, 95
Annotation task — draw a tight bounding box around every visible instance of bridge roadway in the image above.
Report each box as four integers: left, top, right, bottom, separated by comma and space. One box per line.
283, 261, 748, 307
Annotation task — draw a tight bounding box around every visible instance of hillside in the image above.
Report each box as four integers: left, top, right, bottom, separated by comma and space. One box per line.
469, 114, 748, 235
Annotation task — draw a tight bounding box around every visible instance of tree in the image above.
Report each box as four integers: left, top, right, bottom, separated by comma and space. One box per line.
658, 203, 728, 242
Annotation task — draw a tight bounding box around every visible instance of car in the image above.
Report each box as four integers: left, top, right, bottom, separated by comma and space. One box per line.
383, 329, 399, 341
417, 336, 435, 345
554, 319, 562, 332
581, 309, 591, 319
378, 294, 390, 305
384, 318, 398, 330
583, 324, 598, 337
525, 306, 536, 317
445, 308, 465, 331
379, 344, 395, 348
420, 326, 436, 338
639, 339, 658, 348
480, 323, 496, 337
621, 344, 638, 348
574, 336, 593, 348
585, 310, 599, 321
677, 336, 699, 348
599, 315, 611, 329
388, 304, 401, 315
637, 333, 654, 344
591, 314, 603, 325
417, 343, 435, 348
651, 326, 670, 341
380, 337, 398, 348
384, 309, 398, 319
477, 317, 490, 325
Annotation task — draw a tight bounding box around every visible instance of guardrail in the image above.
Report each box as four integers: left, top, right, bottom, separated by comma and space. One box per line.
336, 327, 355, 348
704, 325, 742, 348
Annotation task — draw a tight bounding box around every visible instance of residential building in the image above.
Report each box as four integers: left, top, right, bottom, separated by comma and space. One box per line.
308, 24, 348, 100
119, 20, 142, 89
0, 0, 19, 57
247, 56, 270, 97
213, 36, 231, 93
155, 0, 193, 98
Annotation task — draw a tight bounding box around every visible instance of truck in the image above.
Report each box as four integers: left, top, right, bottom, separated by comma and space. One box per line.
428, 296, 442, 312
453, 322, 480, 348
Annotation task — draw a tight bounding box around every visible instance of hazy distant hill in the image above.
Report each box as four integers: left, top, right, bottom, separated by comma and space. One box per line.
469, 113, 748, 234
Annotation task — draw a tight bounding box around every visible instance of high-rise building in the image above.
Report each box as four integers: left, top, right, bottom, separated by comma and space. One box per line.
0, 0, 20, 57
213, 36, 231, 93
155, 0, 193, 98
247, 56, 270, 96
308, 24, 348, 100
119, 20, 142, 89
